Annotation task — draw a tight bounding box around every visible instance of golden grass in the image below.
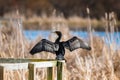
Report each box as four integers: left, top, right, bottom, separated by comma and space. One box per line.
0, 14, 120, 80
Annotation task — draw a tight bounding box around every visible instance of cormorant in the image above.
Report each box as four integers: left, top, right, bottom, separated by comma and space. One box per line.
30, 31, 91, 60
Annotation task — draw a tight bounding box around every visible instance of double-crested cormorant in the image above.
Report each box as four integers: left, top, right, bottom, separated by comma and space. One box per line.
30, 31, 91, 60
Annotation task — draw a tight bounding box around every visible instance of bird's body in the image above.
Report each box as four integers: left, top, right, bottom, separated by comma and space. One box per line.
30, 31, 91, 60
55, 42, 65, 60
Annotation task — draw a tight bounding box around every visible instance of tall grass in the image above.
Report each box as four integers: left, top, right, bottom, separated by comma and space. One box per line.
0, 12, 120, 80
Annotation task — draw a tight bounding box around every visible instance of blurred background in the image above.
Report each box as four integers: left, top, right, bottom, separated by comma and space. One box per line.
0, 0, 120, 19
0, 0, 120, 30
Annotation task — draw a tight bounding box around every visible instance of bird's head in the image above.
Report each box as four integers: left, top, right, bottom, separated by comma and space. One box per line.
53, 31, 62, 36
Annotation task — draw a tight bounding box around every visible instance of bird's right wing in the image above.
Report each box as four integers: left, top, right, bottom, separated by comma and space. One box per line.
30, 39, 59, 55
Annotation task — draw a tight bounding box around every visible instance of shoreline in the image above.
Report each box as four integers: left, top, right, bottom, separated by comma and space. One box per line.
1, 16, 120, 31
22, 16, 120, 31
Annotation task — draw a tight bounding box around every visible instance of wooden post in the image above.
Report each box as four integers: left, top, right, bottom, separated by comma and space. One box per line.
0, 66, 6, 80
47, 67, 54, 80
0, 59, 61, 80
28, 64, 36, 80
57, 60, 65, 80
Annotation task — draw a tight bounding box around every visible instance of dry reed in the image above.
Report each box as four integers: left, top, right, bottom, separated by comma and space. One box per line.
0, 12, 120, 80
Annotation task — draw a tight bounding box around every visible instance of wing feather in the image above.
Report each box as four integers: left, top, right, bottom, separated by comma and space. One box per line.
30, 39, 59, 54
63, 36, 91, 51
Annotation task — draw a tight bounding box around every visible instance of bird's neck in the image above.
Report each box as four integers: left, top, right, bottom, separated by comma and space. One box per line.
55, 34, 62, 43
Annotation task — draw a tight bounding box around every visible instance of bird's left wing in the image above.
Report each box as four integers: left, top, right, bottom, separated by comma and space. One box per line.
63, 36, 91, 51
30, 39, 59, 55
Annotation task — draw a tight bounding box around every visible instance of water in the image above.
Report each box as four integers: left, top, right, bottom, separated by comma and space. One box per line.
23, 30, 120, 48
24, 30, 51, 40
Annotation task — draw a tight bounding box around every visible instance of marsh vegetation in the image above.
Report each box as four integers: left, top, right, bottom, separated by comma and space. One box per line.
0, 11, 120, 80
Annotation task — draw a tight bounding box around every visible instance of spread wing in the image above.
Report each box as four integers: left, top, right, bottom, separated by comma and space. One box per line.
30, 39, 59, 55
63, 36, 91, 51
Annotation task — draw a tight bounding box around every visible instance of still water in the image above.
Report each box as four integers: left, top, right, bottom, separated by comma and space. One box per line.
24, 30, 120, 48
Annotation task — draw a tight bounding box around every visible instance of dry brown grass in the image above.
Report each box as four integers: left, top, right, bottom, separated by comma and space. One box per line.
0, 14, 120, 80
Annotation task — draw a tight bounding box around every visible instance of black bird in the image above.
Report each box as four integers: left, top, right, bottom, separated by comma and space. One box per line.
30, 31, 91, 60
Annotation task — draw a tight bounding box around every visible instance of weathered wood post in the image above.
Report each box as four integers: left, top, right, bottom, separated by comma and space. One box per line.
28, 60, 57, 80
0, 59, 65, 80
0, 66, 6, 80
28, 63, 36, 80
57, 60, 65, 80
47, 67, 54, 80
